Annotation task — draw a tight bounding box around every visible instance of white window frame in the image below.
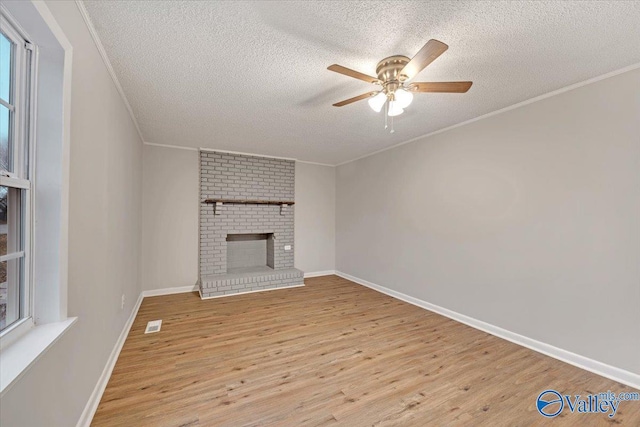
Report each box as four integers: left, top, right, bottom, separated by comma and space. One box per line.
0, 1, 75, 396
0, 11, 36, 343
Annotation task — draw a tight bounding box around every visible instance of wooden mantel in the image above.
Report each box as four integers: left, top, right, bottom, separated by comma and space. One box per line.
203, 199, 295, 206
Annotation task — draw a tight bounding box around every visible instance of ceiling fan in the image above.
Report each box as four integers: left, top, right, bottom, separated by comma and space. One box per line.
328, 39, 472, 131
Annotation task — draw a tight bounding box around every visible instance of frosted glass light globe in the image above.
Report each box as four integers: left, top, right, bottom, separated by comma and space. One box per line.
394, 88, 413, 109
368, 91, 387, 113
387, 100, 404, 117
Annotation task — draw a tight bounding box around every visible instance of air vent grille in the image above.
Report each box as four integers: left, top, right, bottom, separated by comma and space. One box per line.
145, 320, 162, 334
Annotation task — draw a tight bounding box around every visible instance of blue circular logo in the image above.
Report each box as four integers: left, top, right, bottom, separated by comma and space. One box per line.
537, 390, 564, 418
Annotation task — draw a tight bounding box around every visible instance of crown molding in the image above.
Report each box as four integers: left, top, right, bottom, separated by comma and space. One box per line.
337, 62, 640, 167
143, 141, 198, 151
75, 0, 144, 143
295, 159, 336, 167
75, 1, 639, 168
199, 147, 297, 161
143, 141, 335, 167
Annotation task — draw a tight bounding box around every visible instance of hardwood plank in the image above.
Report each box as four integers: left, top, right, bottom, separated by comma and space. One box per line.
91, 275, 639, 426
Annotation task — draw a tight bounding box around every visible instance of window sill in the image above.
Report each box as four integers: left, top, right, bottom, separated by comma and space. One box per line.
0, 317, 77, 396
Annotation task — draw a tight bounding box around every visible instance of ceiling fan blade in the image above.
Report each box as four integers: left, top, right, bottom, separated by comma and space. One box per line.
400, 39, 449, 81
328, 64, 381, 85
409, 81, 473, 93
332, 91, 378, 107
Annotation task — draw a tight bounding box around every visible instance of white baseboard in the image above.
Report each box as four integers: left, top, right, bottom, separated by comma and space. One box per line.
304, 270, 336, 278
198, 283, 304, 300
76, 293, 144, 427
141, 284, 198, 297
80, 278, 307, 426
77, 284, 199, 426
335, 271, 640, 390
78, 271, 639, 427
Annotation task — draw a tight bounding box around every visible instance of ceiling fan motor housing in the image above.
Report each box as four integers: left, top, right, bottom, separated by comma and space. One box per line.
376, 55, 411, 94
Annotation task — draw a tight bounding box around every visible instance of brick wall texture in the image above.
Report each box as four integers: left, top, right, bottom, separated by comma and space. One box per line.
198, 152, 301, 297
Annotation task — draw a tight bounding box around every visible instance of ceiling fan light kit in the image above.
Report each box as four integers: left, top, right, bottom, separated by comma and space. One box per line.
368, 91, 387, 112
387, 100, 404, 117
328, 39, 472, 132
394, 88, 414, 109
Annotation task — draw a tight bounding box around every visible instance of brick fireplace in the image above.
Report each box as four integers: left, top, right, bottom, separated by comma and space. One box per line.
198, 151, 304, 298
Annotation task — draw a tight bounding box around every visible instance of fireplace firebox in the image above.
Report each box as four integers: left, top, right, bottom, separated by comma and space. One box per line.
226, 233, 275, 273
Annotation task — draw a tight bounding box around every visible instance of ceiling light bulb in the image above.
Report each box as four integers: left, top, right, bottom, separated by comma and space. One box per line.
387, 100, 404, 117
368, 91, 387, 113
395, 88, 413, 109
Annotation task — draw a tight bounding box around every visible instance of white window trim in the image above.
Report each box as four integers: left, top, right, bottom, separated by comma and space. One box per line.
0, 7, 34, 342
0, 1, 75, 396
0, 317, 76, 394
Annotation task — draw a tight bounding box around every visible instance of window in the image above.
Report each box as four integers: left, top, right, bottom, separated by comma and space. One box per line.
0, 15, 33, 334
0, 2, 75, 394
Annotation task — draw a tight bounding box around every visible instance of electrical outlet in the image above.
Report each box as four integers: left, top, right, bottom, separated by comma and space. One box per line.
121, 294, 125, 310
284, 245, 292, 251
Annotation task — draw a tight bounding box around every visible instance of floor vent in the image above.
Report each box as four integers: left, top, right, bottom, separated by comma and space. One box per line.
145, 320, 162, 334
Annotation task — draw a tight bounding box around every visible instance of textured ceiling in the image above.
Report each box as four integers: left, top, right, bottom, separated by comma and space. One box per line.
82, 1, 640, 165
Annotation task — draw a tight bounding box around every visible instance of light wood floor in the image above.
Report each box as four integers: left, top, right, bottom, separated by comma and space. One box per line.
92, 275, 639, 426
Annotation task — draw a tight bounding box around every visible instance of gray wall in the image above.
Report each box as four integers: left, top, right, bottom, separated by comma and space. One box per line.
141, 144, 199, 291
141, 145, 336, 291
295, 162, 336, 273
336, 68, 640, 375
0, 1, 143, 426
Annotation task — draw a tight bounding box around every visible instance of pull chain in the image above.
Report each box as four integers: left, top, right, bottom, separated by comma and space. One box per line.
384, 101, 388, 129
